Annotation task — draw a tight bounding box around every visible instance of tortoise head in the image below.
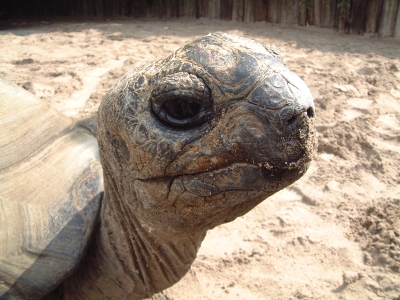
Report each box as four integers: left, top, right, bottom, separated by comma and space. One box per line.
97, 33, 317, 234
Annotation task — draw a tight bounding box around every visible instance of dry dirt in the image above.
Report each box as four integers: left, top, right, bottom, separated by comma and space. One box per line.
1, 18, 400, 299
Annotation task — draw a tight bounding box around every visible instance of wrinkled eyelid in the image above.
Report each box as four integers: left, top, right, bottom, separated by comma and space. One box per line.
151, 72, 209, 98
150, 73, 212, 108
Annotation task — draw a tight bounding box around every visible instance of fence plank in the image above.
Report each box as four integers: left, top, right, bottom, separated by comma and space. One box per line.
113, 0, 121, 17
196, 0, 209, 18
267, 0, 281, 23
307, 0, 316, 25
74, 0, 82, 16
182, 0, 196, 17
281, 0, 291, 25
253, 0, 268, 22
243, 0, 254, 22
320, 0, 335, 28
334, 0, 351, 32
87, 0, 96, 16
232, 0, 245, 21
120, 0, 129, 16
102, 0, 112, 17
164, 0, 173, 18
130, 0, 145, 18
150, 0, 163, 18
350, 0, 368, 34
379, 0, 400, 36
395, 1, 400, 37
163, 0, 181, 18
52, 0, 67, 16
364, 0, 383, 35
94, 0, 104, 17
313, 0, 321, 27
40, 0, 54, 16
298, 0, 307, 26
221, 0, 234, 20
209, 0, 221, 19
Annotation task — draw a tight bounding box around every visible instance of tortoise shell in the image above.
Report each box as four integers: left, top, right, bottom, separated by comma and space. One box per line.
0, 77, 103, 298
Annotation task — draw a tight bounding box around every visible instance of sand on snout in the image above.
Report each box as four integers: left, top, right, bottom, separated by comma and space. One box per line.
1, 18, 400, 299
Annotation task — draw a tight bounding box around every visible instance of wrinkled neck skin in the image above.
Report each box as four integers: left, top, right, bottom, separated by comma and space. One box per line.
61, 175, 206, 300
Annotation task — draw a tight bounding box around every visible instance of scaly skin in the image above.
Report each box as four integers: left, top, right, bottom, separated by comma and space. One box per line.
60, 32, 317, 299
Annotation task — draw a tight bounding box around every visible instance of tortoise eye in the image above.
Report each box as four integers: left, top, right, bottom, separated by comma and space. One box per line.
150, 72, 213, 128
162, 98, 202, 120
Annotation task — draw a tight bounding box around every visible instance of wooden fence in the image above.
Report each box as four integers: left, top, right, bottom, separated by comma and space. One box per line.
1, 0, 400, 37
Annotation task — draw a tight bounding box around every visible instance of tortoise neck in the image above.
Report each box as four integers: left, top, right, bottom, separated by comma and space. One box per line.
62, 176, 206, 299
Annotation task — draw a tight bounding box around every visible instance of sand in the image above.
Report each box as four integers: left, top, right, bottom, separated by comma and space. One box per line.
1, 18, 399, 299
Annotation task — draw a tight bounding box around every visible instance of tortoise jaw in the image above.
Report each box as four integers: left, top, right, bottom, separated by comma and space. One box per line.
136, 161, 310, 210
132, 161, 311, 233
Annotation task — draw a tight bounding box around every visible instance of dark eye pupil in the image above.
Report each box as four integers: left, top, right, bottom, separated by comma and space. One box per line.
162, 99, 202, 120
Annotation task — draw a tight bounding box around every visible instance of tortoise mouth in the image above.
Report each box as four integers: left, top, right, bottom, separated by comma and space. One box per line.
133, 160, 312, 232
138, 160, 311, 211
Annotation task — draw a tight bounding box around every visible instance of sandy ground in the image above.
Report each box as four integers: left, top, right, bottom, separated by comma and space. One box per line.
1, 18, 400, 299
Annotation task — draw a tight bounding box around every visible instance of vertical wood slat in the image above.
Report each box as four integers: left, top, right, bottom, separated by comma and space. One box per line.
350, 0, 368, 34
86, 0, 95, 17
174, 0, 181, 17
267, 0, 281, 23
232, 0, 245, 21
220, 0, 234, 20
145, 0, 156, 18
120, 0, 129, 17
196, 0, 209, 18
379, 0, 400, 36
39, 0, 49, 16
148, 0, 162, 18
395, 1, 400, 37
181, 0, 196, 18
244, 0, 254, 22
294, 0, 302, 26
313, 0, 321, 27
334, 0, 351, 32
235, 0, 242, 20
94, 0, 104, 17
51, 0, 67, 16
81, 0, 88, 17
162, 0, 171, 18
130, 0, 139, 18
163, 0, 181, 18
210, 0, 221, 19
365, 0, 383, 35
281, 0, 291, 25
67, 0, 76, 17
307, 0, 316, 26
102, 0, 112, 17
297, 0, 307, 26
253, 0, 268, 22
281, 0, 302, 26
113, 0, 121, 17
320, 0, 335, 28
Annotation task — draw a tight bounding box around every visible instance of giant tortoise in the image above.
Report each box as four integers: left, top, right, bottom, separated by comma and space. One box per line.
0, 32, 317, 299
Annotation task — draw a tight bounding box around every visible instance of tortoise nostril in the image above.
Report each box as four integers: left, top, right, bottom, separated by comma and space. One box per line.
287, 108, 314, 128
287, 115, 297, 126
307, 107, 314, 118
